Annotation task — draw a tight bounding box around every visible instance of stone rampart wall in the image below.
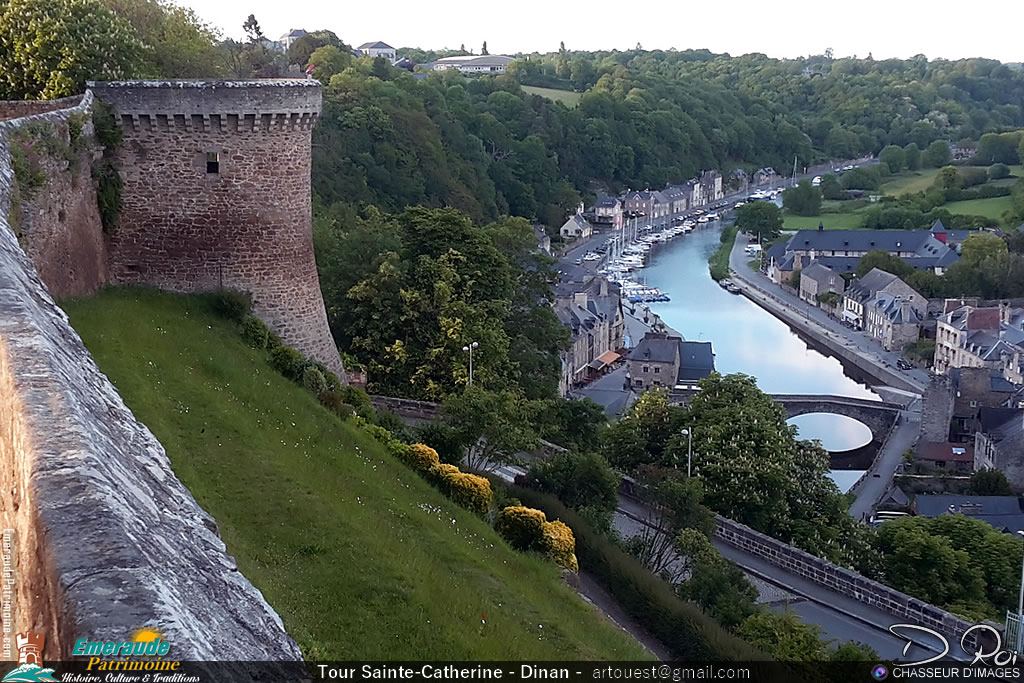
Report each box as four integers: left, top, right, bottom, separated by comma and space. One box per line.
0, 98, 301, 662
0, 96, 83, 122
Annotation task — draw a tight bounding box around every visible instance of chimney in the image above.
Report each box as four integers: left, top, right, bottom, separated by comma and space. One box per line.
1000, 301, 1010, 325
574, 292, 588, 308
600, 278, 608, 297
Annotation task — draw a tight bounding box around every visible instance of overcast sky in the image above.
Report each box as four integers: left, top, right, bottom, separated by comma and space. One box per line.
178, 0, 1023, 63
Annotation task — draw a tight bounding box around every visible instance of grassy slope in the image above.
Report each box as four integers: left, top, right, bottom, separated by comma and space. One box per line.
63, 288, 650, 661
880, 166, 1024, 197
942, 195, 1014, 220
782, 212, 865, 230
521, 85, 582, 107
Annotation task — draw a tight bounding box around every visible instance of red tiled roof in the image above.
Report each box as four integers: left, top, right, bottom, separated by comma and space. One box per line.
918, 441, 974, 463
967, 308, 1001, 330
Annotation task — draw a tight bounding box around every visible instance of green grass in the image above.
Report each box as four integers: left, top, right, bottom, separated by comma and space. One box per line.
521, 85, 582, 107
879, 169, 942, 196
709, 225, 738, 280
62, 288, 651, 661
943, 195, 1015, 221
782, 211, 866, 230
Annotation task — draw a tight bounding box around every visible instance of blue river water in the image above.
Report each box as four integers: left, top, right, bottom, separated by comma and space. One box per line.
633, 226, 877, 491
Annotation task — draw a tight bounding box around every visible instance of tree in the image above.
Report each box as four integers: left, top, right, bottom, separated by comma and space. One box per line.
819, 174, 843, 200
737, 610, 829, 661
525, 397, 606, 452
782, 180, 822, 216
960, 232, 1008, 268
371, 56, 391, 80
481, 41, 488, 55
0, 0, 144, 99
970, 468, 1013, 496
840, 166, 881, 190
879, 144, 906, 173
526, 451, 619, 527
442, 386, 537, 471
904, 142, 921, 171
923, 140, 952, 168
855, 250, 913, 279
287, 29, 343, 67
307, 45, 351, 81
831, 641, 880, 661
242, 13, 262, 43
933, 166, 964, 190
976, 132, 1022, 165
676, 544, 758, 631
734, 202, 783, 241
989, 163, 1011, 180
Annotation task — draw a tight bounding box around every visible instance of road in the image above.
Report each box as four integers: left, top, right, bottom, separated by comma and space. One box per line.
848, 414, 920, 520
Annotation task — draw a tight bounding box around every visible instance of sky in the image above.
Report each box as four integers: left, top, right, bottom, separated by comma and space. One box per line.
177, 0, 1023, 63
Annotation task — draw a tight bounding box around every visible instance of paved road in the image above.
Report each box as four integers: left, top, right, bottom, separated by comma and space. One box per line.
848, 414, 920, 520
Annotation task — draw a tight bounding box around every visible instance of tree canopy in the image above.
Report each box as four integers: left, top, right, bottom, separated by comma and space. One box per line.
735, 202, 784, 241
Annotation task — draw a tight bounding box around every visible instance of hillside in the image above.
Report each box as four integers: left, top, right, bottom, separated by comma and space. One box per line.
62, 288, 651, 661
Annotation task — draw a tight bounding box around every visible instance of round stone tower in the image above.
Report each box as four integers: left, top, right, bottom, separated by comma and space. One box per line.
89, 80, 343, 377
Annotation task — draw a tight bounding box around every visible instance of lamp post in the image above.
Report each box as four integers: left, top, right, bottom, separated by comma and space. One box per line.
680, 428, 693, 478
1016, 530, 1024, 653
463, 341, 479, 386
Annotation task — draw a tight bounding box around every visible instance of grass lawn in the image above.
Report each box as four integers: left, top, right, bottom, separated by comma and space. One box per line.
521, 85, 582, 107
782, 211, 866, 230
881, 165, 1024, 197
943, 195, 1015, 221
62, 288, 650, 661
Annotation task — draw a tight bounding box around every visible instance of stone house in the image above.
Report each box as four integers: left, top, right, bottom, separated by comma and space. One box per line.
799, 262, 845, 310
554, 291, 610, 396
623, 190, 656, 216
916, 441, 974, 473
700, 170, 724, 202
949, 367, 1019, 442
663, 185, 689, 216
974, 407, 1024, 487
842, 268, 926, 331
864, 292, 923, 351
934, 302, 1024, 378
787, 226, 959, 276
357, 41, 397, 59
559, 213, 592, 240
593, 196, 624, 230
753, 167, 777, 185
627, 332, 715, 392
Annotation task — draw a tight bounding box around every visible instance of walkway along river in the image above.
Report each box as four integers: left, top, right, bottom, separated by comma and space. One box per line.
637, 225, 880, 492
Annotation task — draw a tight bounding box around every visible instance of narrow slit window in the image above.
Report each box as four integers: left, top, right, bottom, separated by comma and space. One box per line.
206, 151, 220, 174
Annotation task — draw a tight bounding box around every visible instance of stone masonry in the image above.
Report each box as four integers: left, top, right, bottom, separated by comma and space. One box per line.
90, 80, 343, 377
0, 97, 302, 661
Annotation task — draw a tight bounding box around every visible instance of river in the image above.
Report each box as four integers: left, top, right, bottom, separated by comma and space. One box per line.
634, 225, 878, 492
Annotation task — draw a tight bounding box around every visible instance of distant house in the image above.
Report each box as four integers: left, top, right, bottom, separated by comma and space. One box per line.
934, 302, 1024, 376
650, 191, 672, 226
533, 225, 551, 255
799, 262, 845, 308
279, 29, 308, 51
627, 332, 714, 392
949, 367, 1019, 442
357, 41, 396, 59
786, 225, 959, 275
916, 442, 974, 472
753, 168, 777, 185
430, 55, 514, 74
593, 196, 625, 230
975, 407, 1024, 487
842, 268, 926, 331
392, 56, 416, 71
952, 141, 977, 160
700, 170, 724, 202
623, 190, 655, 216
560, 212, 592, 240
554, 292, 609, 396
912, 494, 1024, 534
865, 292, 924, 352
663, 185, 689, 215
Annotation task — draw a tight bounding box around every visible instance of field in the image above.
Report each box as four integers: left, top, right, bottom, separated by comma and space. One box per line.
521, 85, 582, 107
880, 165, 1024, 197
782, 211, 866, 230
62, 288, 651, 661
942, 195, 1015, 220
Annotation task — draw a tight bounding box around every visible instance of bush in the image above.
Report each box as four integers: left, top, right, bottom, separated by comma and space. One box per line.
495, 506, 548, 551
92, 101, 122, 150
417, 422, 466, 465
302, 366, 328, 395
212, 288, 252, 323
526, 451, 619, 516
319, 390, 356, 419
405, 443, 441, 472
989, 164, 1011, 180
337, 385, 375, 420
241, 316, 270, 349
540, 520, 578, 571
92, 160, 122, 232
270, 345, 306, 379
438, 470, 493, 515
375, 410, 410, 441
508, 485, 762, 659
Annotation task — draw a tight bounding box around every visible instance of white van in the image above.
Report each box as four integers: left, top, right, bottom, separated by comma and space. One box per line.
811, 176, 822, 187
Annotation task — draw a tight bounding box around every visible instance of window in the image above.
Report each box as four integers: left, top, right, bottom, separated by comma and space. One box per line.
653, 366, 661, 374
970, 400, 978, 407
642, 365, 650, 373
206, 151, 220, 174
634, 379, 643, 387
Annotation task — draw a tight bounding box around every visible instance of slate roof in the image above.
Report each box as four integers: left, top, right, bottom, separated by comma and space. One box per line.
358, 41, 395, 50
663, 185, 689, 200
801, 262, 842, 287
913, 494, 1024, 534
786, 229, 950, 257
560, 214, 591, 234
678, 341, 715, 382
846, 268, 899, 302
282, 29, 308, 39
630, 334, 683, 364
870, 293, 922, 324
978, 407, 1024, 439
595, 195, 621, 208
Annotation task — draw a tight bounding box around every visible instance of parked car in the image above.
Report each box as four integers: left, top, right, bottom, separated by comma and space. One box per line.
897, 358, 913, 370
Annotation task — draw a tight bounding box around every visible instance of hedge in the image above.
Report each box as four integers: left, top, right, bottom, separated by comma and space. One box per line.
495, 506, 578, 572
506, 485, 765, 661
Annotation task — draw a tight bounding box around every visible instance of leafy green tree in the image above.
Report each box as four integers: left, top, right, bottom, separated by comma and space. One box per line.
970, 468, 1013, 495
960, 232, 1008, 268
933, 166, 964, 190
735, 202, 783, 241
100, 0, 223, 78
989, 164, 1011, 180
923, 140, 952, 168
819, 174, 843, 200
840, 166, 880, 190
879, 144, 906, 173
831, 641, 880, 661
0, 0, 144, 98
903, 142, 921, 171
676, 545, 758, 631
525, 398, 607, 452
308, 45, 352, 81
442, 385, 537, 471
976, 132, 1022, 165
603, 389, 682, 472
526, 451, 619, 530
737, 610, 829, 661
855, 250, 914, 278
287, 30, 344, 67
782, 180, 822, 216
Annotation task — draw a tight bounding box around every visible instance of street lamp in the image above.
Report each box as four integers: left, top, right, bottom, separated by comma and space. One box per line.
462, 341, 479, 386
680, 428, 693, 478
1016, 530, 1024, 653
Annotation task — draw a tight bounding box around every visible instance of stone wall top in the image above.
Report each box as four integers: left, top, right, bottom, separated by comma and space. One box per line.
88, 80, 321, 118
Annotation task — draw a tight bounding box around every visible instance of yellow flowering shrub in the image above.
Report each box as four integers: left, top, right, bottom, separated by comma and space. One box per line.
495, 506, 547, 551
541, 520, 579, 572
428, 462, 461, 480
405, 443, 440, 473
440, 470, 493, 514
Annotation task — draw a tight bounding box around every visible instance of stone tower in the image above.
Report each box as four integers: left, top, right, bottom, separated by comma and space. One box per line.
89, 80, 343, 377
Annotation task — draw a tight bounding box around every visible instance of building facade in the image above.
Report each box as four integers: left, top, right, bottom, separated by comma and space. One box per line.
975, 407, 1024, 487
357, 41, 397, 59
842, 268, 927, 331
431, 55, 514, 74
934, 302, 1024, 377
799, 262, 844, 307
